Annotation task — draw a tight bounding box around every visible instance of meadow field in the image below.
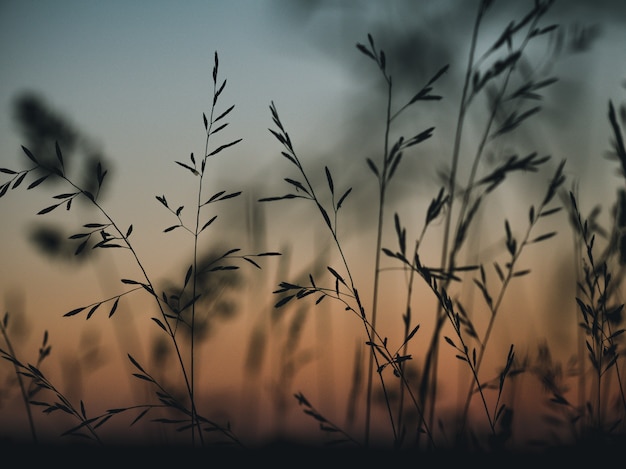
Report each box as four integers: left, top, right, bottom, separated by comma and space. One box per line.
1, 0, 625, 461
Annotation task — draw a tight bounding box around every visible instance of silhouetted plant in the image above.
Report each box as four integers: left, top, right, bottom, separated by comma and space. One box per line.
1, 1, 626, 457
260, 30, 450, 445
402, 0, 562, 447
0, 312, 51, 444
568, 191, 626, 441
0, 52, 278, 446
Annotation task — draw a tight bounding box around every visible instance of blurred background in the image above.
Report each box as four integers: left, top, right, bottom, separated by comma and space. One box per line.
1, 0, 625, 448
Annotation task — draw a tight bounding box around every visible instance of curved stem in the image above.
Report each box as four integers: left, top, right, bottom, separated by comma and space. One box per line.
0, 319, 38, 444
365, 72, 393, 447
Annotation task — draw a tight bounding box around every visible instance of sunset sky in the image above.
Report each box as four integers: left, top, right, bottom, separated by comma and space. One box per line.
1, 0, 626, 448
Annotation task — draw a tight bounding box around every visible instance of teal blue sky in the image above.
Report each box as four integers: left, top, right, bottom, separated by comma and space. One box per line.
2, 0, 625, 203
2, 0, 626, 320
0, 0, 359, 275
2, 0, 625, 180
2, 0, 626, 276
0, 0, 344, 177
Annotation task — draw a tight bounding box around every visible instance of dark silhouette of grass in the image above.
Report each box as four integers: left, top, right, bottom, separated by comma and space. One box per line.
1, 51, 278, 448
1, 0, 625, 458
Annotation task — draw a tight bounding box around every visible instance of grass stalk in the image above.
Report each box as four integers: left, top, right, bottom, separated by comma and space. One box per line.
418, 0, 558, 443
0, 313, 45, 443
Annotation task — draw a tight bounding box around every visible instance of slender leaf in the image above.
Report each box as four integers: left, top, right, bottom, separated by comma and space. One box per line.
207, 139, 242, 157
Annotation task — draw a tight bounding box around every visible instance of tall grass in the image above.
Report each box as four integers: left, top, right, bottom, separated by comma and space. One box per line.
1, 0, 625, 456
259, 0, 625, 452
1, 51, 278, 447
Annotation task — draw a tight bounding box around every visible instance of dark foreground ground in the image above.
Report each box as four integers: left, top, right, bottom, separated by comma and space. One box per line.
1, 437, 624, 468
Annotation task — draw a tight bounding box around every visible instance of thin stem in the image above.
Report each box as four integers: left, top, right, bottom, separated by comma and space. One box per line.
365, 71, 393, 447
0, 318, 38, 443
420, 1, 484, 444
53, 173, 198, 442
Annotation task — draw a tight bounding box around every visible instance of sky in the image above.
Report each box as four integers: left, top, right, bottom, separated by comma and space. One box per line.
1, 0, 626, 448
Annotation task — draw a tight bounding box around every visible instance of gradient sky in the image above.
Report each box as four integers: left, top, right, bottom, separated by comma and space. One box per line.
1, 0, 626, 447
